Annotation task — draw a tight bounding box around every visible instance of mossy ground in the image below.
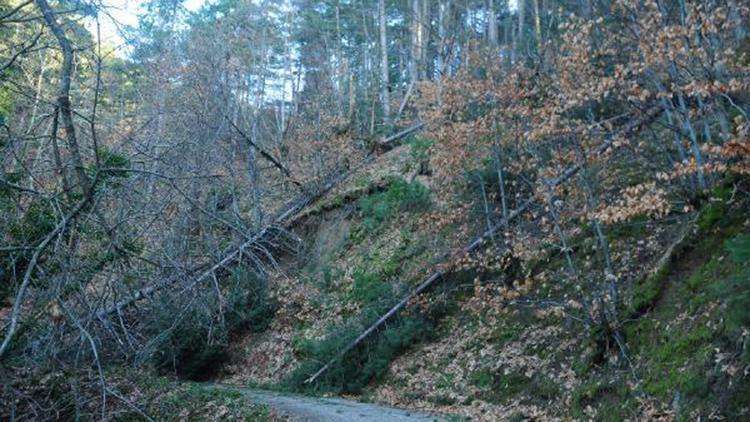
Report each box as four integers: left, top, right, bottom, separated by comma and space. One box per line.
110, 371, 270, 421
570, 182, 750, 420
364, 180, 749, 420
217, 138, 749, 420
0, 368, 270, 421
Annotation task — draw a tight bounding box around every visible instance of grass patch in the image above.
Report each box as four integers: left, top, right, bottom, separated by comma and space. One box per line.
111, 373, 269, 421
285, 313, 437, 394
407, 136, 433, 162
570, 380, 636, 421
478, 370, 560, 405
353, 177, 430, 239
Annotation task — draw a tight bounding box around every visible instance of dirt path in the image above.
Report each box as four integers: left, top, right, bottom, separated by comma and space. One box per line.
209, 384, 445, 421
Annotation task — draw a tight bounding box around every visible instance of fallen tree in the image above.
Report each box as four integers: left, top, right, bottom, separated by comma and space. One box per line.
96, 121, 427, 320
304, 103, 664, 384
96, 164, 358, 320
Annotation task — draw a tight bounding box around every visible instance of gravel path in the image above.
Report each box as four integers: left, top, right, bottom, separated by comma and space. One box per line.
209, 384, 445, 421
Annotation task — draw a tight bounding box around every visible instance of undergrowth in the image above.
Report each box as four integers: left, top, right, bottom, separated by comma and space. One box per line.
146, 266, 275, 380
352, 177, 430, 239
583, 180, 750, 419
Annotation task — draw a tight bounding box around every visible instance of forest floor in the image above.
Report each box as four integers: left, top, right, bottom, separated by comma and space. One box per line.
214, 142, 750, 420
208, 384, 445, 421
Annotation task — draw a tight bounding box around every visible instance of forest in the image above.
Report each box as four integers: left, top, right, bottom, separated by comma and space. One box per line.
1, 0, 749, 420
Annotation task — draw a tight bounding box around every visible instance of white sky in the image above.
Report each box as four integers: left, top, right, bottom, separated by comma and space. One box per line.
91, 0, 207, 51
94, 0, 518, 47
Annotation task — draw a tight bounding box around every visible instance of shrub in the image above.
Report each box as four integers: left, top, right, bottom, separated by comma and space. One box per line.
350, 269, 392, 305
2, 199, 57, 296
146, 266, 275, 380
355, 177, 431, 236
90, 148, 131, 192
224, 267, 275, 333
407, 136, 433, 162
285, 313, 436, 394
146, 294, 228, 380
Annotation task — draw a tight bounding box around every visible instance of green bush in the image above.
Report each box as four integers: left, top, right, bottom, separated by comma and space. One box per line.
285, 314, 435, 394
350, 269, 392, 305
225, 267, 275, 333
284, 275, 460, 394
407, 136, 433, 162
2, 199, 56, 296
146, 295, 227, 380
147, 266, 275, 380
8, 201, 56, 244
355, 177, 430, 236
90, 148, 131, 192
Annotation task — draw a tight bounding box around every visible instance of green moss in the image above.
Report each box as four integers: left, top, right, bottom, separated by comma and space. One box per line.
112, 375, 269, 421
569, 380, 636, 421
726, 234, 750, 264
479, 370, 560, 404
630, 262, 671, 315
621, 225, 749, 417
712, 234, 750, 362
641, 325, 713, 397
609, 185, 750, 418
353, 177, 431, 238
629, 180, 748, 316
469, 369, 493, 388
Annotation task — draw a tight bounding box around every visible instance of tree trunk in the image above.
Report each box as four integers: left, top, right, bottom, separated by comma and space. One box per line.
488, 0, 499, 48
532, 0, 541, 48
517, 0, 525, 59
410, 0, 422, 82
36, 0, 90, 198
379, 0, 390, 125
420, 0, 429, 79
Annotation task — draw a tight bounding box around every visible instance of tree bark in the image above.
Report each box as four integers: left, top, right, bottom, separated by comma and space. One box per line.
488, 0, 499, 48
410, 0, 423, 81
379, 0, 390, 125
517, 0, 525, 59
35, 0, 90, 198
532, 0, 541, 48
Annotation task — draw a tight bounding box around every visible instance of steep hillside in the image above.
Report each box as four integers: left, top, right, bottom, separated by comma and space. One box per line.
3, 1, 750, 419
217, 140, 750, 420
220, 143, 442, 386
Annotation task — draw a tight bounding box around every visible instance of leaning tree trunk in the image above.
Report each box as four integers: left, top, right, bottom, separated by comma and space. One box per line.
35, 0, 90, 198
